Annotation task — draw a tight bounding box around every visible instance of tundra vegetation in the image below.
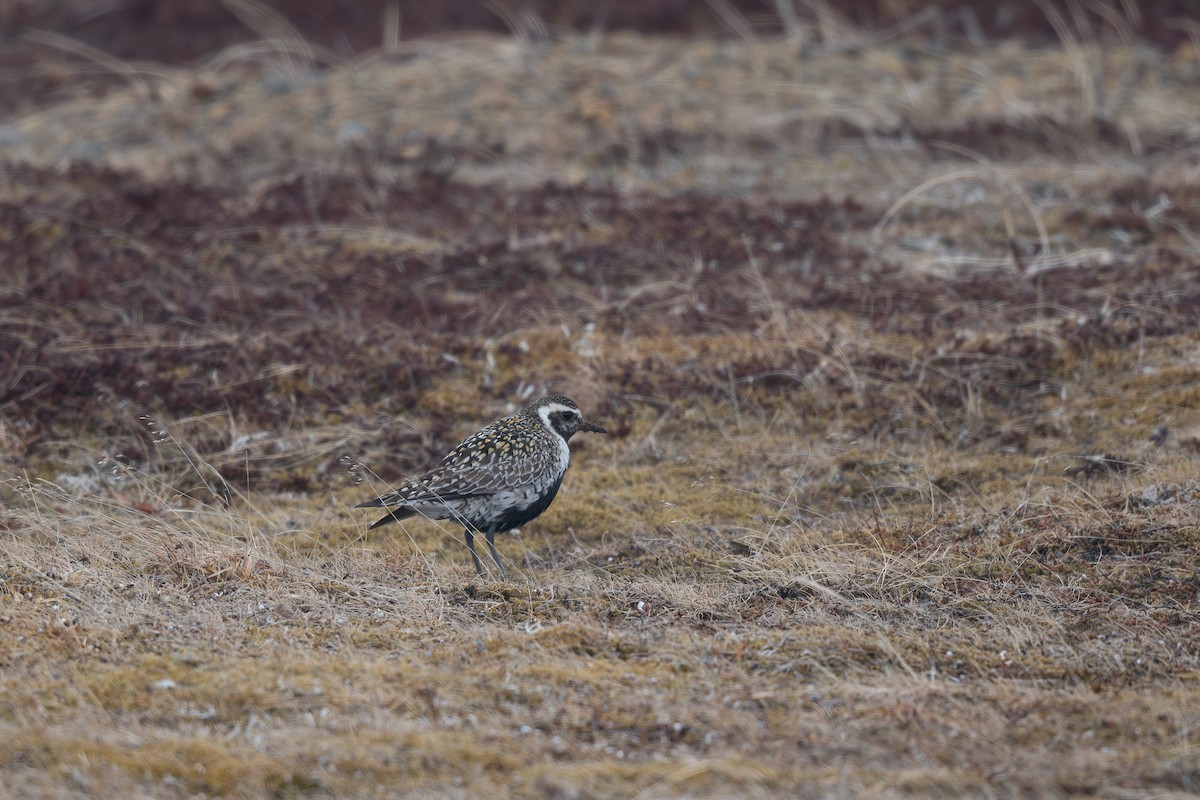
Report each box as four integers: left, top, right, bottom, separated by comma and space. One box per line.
1, 2, 1198, 797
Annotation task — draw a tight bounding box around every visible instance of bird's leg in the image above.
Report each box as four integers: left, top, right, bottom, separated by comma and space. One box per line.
463, 527, 485, 577
485, 529, 508, 581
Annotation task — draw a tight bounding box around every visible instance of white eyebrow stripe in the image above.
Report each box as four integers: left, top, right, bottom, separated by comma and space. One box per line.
541, 403, 578, 417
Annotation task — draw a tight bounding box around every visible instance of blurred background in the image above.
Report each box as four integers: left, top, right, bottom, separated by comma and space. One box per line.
5, 0, 1200, 114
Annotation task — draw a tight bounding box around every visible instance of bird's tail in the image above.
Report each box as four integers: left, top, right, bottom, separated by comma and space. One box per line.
365, 506, 417, 529
355, 496, 417, 529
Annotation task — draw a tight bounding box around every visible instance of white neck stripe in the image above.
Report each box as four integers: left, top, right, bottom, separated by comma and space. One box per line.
537, 404, 575, 468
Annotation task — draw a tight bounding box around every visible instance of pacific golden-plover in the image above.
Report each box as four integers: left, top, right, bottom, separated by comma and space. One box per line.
356, 395, 607, 578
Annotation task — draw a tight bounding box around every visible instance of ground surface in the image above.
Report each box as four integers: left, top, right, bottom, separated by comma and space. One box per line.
2, 3, 1200, 799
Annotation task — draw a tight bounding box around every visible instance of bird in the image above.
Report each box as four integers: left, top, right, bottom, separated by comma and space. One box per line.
356, 395, 607, 579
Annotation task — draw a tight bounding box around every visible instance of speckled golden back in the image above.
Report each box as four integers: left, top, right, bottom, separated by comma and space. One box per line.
397, 412, 565, 503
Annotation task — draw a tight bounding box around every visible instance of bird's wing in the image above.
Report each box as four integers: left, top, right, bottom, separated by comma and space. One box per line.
367, 418, 553, 508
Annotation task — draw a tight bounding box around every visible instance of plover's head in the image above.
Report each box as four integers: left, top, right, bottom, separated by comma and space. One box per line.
527, 395, 607, 441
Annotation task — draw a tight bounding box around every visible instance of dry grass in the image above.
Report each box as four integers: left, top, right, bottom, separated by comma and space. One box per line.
4, 9, 1200, 798
4, 323, 1199, 797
